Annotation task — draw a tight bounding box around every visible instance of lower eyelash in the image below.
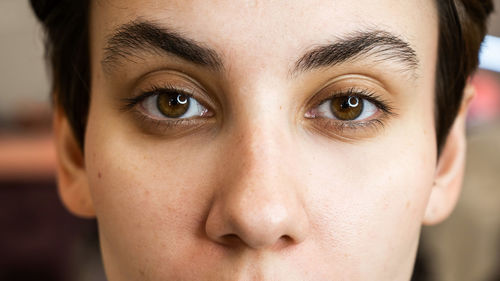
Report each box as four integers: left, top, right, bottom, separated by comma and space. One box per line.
129, 107, 207, 135
317, 117, 386, 133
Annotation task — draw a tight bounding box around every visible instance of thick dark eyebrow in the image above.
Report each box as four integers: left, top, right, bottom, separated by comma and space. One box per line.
103, 21, 418, 79
292, 30, 419, 76
102, 20, 223, 73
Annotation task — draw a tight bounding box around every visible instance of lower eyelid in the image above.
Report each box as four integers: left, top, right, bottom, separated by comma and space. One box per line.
130, 107, 213, 135
308, 117, 388, 141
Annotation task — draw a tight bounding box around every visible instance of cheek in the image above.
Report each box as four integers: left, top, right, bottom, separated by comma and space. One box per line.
84, 106, 220, 278
301, 118, 436, 275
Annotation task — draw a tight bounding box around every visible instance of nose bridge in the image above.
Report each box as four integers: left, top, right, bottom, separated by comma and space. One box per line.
205, 114, 309, 250
226, 103, 297, 199
226, 115, 294, 217
234, 117, 285, 174
223, 75, 290, 175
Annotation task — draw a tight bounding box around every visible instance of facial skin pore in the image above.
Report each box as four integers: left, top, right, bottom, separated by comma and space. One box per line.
54, 0, 470, 280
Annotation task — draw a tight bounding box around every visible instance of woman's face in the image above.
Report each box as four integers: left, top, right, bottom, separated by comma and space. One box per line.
83, 0, 440, 279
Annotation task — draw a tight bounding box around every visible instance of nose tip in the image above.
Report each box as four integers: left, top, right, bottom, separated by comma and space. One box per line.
205, 183, 309, 250
205, 120, 310, 251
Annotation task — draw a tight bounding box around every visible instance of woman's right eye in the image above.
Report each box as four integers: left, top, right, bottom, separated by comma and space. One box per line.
140, 90, 210, 120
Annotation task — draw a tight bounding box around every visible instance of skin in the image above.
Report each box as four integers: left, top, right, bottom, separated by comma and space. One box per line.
54, 0, 472, 280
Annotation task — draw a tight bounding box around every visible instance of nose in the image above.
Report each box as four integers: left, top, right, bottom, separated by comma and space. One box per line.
205, 125, 310, 250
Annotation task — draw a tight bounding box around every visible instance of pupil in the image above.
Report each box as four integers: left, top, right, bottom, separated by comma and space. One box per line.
347, 96, 359, 107
157, 92, 190, 118
330, 96, 363, 120
177, 95, 188, 104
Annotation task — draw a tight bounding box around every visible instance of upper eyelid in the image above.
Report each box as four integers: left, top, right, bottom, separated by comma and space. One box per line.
122, 68, 217, 104
141, 84, 196, 99
303, 72, 392, 104
311, 87, 376, 108
121, 84, 204, 112
323, 88, 394, 113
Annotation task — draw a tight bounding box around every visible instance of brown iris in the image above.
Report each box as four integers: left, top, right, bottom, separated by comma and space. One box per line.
157, 92, 190, 118
330, 96, 363, 120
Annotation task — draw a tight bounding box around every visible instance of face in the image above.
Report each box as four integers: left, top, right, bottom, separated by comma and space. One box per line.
83, 0, 440, 280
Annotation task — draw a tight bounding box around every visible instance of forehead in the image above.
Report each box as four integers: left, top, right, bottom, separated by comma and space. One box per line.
91, 0, 437, 73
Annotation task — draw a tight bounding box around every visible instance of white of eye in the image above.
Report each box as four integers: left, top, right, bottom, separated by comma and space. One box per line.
141, 94, 207, 119
316, 97, 378, 121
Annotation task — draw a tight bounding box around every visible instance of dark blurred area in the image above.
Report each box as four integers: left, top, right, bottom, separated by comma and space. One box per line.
419, 69, 500, 281
0, 1, 106, 280
0, 1, 499, 281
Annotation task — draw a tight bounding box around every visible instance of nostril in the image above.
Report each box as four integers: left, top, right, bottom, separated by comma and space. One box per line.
218, 234, 295, 250
219, 234, 244, 247
274, 235, 294, 249
280, 235, 293, 243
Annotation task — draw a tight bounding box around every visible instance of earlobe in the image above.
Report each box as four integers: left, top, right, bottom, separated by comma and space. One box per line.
53, 107, 95, 218
423, 83, 474, 225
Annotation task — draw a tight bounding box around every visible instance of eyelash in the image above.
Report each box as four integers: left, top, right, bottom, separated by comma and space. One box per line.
122, 84, 396, 136
122, 84, 190, 110
308, 87, 396, 135
121, 84, 209, 132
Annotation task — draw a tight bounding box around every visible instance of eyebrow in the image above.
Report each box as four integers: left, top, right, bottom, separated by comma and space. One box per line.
102, 20, 223, 72
102, 21, 419, 77
291, 30, 419, 76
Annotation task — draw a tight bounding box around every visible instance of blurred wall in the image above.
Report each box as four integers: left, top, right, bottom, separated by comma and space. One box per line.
0, 0, 49, 117
490, 0, 500, 37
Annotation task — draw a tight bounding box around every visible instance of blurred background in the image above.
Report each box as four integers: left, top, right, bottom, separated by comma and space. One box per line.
0, 1, 499, 280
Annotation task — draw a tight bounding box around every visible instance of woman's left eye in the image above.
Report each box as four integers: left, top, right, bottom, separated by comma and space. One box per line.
313, 95, 379, 121
141, 90, 209, 120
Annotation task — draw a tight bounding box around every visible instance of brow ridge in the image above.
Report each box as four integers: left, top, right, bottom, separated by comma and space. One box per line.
102, 20, 223, 72
292, 30, 419, 76
103, 22, 418, 79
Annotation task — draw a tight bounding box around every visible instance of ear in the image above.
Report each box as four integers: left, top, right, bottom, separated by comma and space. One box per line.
423, 82, 474, 225
53, 107, 95, 218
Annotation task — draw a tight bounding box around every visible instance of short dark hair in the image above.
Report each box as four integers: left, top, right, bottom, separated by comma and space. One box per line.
30, 0, 494, 154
